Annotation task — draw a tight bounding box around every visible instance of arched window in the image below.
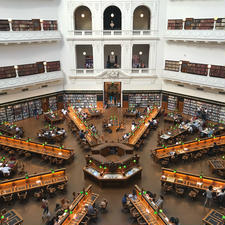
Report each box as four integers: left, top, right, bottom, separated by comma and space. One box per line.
133, 5, 151, 30
103, 6, 122, 30
74, 6, 92, 30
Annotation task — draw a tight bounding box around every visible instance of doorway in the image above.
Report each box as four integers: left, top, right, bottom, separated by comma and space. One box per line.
104, 82, 121, 107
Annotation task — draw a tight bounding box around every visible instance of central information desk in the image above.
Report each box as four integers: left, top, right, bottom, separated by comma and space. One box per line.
152, 135, 225, 162
58, 185, 99, 225
0, 168, 67, 198
0, 135, 74, 161
128, 107, 160, 146
161, 168, 225, 193
129, 185, 170, 225
202, 209, 225, 225
84, 153, 142, 186
68, 107, 98, 147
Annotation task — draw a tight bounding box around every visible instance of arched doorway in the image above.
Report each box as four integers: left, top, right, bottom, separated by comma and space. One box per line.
104, 82, 121, 107
133, 5, 151, 30
74, 6, 92, 30
103, 6, 122, 30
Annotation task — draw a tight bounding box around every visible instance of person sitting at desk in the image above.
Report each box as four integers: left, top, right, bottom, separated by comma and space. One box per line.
131, 120, 136, 131
123, 133, 129, 140
79, 130, 86, 140
156, 195, 164, 213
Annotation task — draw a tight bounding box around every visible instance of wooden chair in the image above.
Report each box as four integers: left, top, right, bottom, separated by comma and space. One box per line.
34, 189, 44, 200
137, 216, 147, 225
2, 194, 13, 202
160, 159, 169, 166
182, 154, 189, 161
80, 216, 90, 225
46, 185, 56, 195
188, 188, 199, 200
24, 152, 32, 159
17, 191, 28, 200
175, 186, 185, 196
162, 183, 173, 193
0, 208, 7, 216
57, 183, 66, 191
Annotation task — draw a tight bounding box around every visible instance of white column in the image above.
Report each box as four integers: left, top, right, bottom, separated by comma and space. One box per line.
149, 42, 156, 70
213, 18, 217, 30
43, 62, 47, 73
40, 20, 44, 31
93, 42, 104, 73
121, 41, 132, 73
182, 19, 186, 30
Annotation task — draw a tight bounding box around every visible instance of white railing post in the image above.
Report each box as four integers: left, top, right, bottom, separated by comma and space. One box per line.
213, 17, 217, 30
40, 19, 44, 31
207, 64, 211, 77
14, 65, 19, 77
8, 19, 12, 31
182, 19, 186, 30
43, 62, 47, 73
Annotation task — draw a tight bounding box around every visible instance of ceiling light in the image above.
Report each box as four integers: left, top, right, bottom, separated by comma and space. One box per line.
111, 13, 114, 18
139, 51, 143, 55
81, 14, 85, 18
83, 51, 86, 56
111, 51, 115, 55
140, 13, 144, 18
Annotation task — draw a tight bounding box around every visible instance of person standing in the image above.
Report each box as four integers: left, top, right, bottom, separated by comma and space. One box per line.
41, 198, 49, 220
156, 195, 164, 213
204, 185, 213, 207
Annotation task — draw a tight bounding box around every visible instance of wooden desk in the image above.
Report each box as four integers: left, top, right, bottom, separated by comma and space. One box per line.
87, 109, 101, 118
128, 107, 160, 146
0, 168, 67, 198
58, 185, 99, 225
0, 124, 23, 138
202, 209, 225, 225
2, 209, 23, 225
44, 112, 63, 125
68, 107, 98, 146
124, 110, 137, 117
161, 168, 225, 193
128, 185, 170, 225
0, 135, 74, 160
153, 135, 225, 161
209, 159, 225, 172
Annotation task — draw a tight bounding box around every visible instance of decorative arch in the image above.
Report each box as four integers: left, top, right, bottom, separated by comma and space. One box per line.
103, 5, 122, 30
133, 5, 151, 30
74, 6, 92, 30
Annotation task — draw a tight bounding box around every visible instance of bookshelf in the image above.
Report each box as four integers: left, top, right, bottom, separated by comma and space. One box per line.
65, 94, 97, 108
13, 104, 23, 121
165, 60, 180, 72
0, 66, 16, 79
21, 103, 30, 119
6, 106, 14, 122
210, 65, 225, 79
128, 93, 161, 108
49, 96, 57, 111
183, 98, 225, 123
18, 63, 39, 77
167, 95, 177, 111
43, 20, 57, 30
28, 100, 42, 117
216, 18, 225, 30
0, 20, 10, 31
185, 18, 214, 30
46, 61, 60, 72
167, 19, 183, 30
0, 107, 7, 122
181, 61, 208, 76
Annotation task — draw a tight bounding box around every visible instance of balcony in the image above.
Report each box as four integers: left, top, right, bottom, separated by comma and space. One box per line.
162, 70, 225, 90
0, 30, 62, 44
0, 71, 64, 91
165, 29, 225, 43
70, 68, 157, 78
67, 30, 159, 41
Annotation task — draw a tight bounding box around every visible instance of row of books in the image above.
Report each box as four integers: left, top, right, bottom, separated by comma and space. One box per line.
167, 95, 177, 111
168, 17, 225, 30
128, 93, 161, 108
0, 19, 58, 31
0, 61, 60, 79
64, 94, 97, 108
165, 60, 225, 78
183, 98, 225, 123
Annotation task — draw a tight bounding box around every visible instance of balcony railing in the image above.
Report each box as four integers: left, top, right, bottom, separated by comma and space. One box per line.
0, 71, 64, 91
70, 68, 156, 77
67, 30, 159, 40
162, 70, 225, 90
0, 30, 62, 44
165, 29, 225, 42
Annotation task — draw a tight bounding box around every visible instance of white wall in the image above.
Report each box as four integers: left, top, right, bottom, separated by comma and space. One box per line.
0, 0, 60, 20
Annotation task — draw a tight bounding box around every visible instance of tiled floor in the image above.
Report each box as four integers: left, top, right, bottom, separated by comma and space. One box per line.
1, 108, 225, 225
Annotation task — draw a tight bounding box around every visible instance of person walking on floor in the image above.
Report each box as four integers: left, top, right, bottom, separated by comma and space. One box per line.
204, 185, 213, 207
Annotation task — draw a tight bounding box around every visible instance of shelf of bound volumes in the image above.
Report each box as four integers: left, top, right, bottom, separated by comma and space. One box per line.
64, 94, 97, 108
49, 96, 57, 112
0, 99, 42, 123
167, 95, 177, 111
128, 93, 161, 108
183, 98, 225, 123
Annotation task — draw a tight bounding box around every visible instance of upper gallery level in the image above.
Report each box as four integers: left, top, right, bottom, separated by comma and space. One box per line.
0, 19, 61, 44
66, 0, 160, 41
165, 17, 225, 43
